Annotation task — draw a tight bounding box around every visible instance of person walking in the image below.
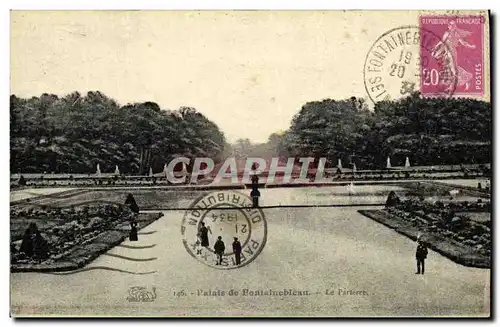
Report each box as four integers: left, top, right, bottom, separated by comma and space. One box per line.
415, 239, 428, 275
232, 237, 242, 265
214, 236, 225, 265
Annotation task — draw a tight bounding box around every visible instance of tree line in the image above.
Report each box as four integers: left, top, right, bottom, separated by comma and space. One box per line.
10, 91, 226, 174
234, 93, 491, 169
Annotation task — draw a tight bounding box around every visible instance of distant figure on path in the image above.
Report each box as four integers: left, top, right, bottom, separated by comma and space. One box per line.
214, 236, 225, 265
129, 221, 138, 241
232, 237, 242, 265
415, 239, 428, 275
250, 188, 260, 207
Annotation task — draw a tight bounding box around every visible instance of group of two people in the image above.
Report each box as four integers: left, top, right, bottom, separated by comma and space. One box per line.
198, 222, 242, 265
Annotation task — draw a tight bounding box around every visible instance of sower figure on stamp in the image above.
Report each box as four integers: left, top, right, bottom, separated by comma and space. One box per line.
214, 236, 225, 265
431, 20, 477, 93
415, 239, 428, 275
232, 237, 242, 265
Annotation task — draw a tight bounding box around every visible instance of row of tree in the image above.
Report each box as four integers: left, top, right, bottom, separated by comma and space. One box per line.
10, 91, 226, 174
234, 93, 491, 169
10, 91, 491, 174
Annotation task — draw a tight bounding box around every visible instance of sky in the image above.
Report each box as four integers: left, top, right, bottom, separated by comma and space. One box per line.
10, 10, 489, 143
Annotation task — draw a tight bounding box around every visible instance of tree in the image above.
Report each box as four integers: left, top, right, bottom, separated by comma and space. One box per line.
282, 93, 491, 168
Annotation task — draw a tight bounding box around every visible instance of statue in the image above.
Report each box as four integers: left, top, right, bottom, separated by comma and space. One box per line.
405, 157, 411, 168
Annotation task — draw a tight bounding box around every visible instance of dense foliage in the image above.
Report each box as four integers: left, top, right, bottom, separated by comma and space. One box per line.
386, 197, 491, 258
281, 93, 491, 169
10, 91, 226, 174
11, 91, 491, 174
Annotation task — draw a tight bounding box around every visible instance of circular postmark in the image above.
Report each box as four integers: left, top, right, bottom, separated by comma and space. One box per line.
181, 190, 267, 269
363, 25, 458, 104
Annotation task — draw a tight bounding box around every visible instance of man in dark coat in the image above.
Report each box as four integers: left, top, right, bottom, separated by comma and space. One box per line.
250, 188, 260, 208
415, 240, 428, 274
232, 237, 242, 265
198, 222, 211, 248
214, 236, 225, 265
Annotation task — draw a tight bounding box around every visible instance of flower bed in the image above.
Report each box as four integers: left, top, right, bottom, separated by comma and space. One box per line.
359, 197, 491, 268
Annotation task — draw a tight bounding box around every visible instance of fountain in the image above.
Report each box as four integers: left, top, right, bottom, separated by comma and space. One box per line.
96, 164, 101, 177
386, 157, 392, 169
337, 159, 342, 169
114, 165, 120, 176
149, 167, 153, 177
405, 157, 411, 168
352, 163, 357, 173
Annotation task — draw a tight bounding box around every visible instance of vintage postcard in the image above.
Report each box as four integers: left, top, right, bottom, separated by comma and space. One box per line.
10, 10, 491, 317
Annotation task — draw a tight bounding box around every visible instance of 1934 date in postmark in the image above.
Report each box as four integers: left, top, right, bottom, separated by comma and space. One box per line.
364, 15, 485, 103
181, 190, 267, 270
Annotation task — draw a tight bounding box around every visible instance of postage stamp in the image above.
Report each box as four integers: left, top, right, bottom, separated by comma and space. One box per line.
419, 15, 485, 96
181, 190, 267, 269
364, 15, 485, 103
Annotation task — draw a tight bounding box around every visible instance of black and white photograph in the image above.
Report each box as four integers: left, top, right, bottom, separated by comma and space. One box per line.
8, 9, 492, 317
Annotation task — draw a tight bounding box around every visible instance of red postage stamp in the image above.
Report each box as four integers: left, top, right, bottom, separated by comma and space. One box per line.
420, 15, 484, 96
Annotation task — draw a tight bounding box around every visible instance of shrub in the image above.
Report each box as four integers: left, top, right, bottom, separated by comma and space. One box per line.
124, 193, 140, 213
18, 175, 27, 186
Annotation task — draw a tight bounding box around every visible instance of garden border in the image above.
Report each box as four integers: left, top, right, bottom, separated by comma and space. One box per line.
358, 209, 490, 269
